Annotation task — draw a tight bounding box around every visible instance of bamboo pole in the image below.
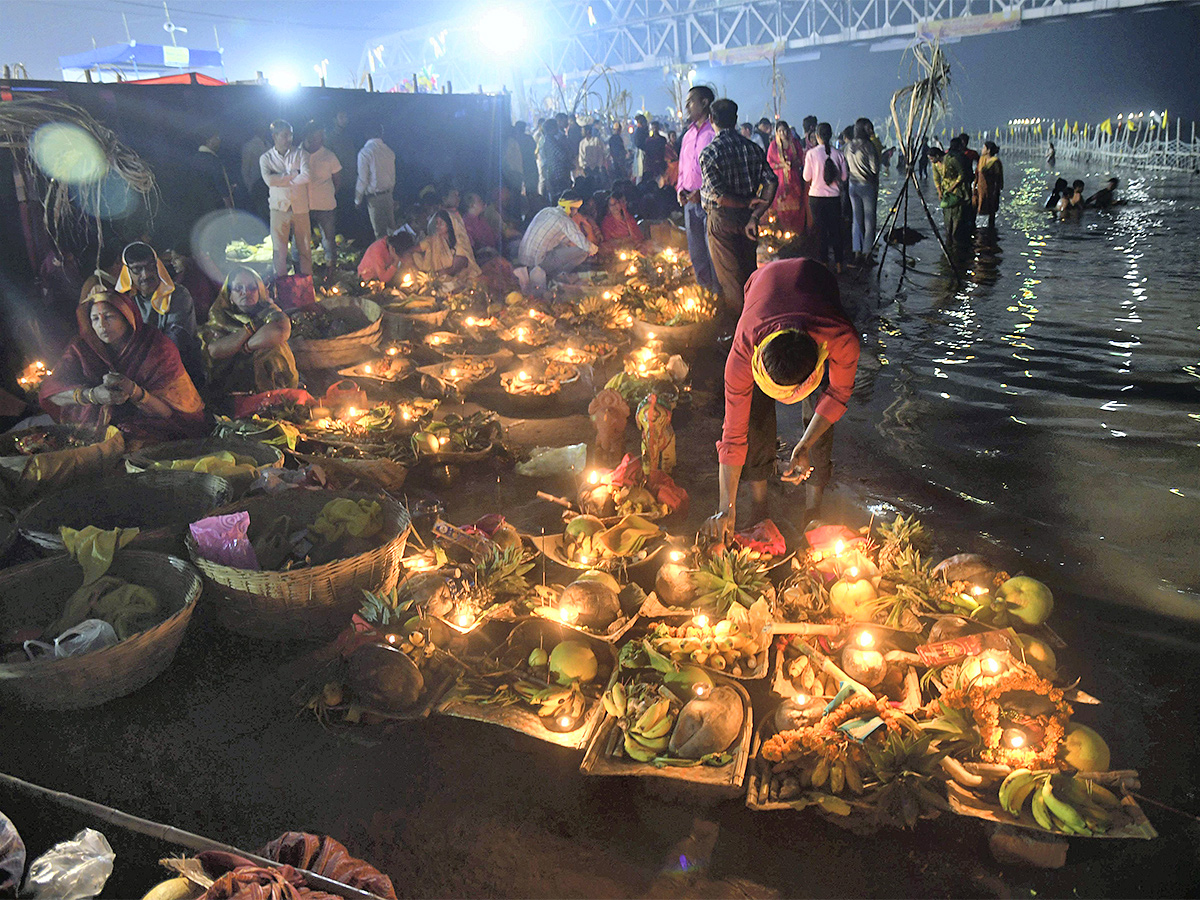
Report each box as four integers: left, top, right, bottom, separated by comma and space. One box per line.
0, 771, 389, 900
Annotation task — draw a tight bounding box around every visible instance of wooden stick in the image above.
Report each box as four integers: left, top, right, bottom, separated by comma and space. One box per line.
770, 622, 841, 637
536, 490, 576, 511
0, 771, 388, 900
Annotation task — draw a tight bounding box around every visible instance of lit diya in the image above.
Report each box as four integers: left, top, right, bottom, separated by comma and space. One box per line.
429, 356, 497, 388
500, 360, 579, 397
337, 353, 413, 383
623, 341, 671, 379
497, 321, 552, 348
423, 331, 466, 354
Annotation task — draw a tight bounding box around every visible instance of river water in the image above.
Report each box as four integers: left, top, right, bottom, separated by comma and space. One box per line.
833, 158, 1200, 623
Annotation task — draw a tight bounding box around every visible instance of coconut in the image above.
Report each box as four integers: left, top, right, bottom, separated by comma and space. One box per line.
932, 552, 996, 584
559, 580, 621, 629
548, 640, 598, 685
662, 664, 713, 703
347, 643, 424, 711
669, 685, 744, 759
655, 562, 697, 607
574, 569, 621, 594
490, 522, 524, 553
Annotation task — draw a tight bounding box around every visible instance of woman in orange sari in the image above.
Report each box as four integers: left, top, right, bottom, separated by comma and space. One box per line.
766, 120, 809, 235
40, 290, 206, 447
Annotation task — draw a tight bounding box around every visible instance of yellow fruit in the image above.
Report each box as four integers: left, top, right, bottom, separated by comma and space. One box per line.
548, 640, 598, 685
1017, 634, 1058, 679
1061, 722, 1111, 772
505, 291, 525, 306
998, 575, 1054, 626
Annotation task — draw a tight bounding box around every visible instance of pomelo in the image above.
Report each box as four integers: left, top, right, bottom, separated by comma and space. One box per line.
1061, 722, 1111, 772
1017, 634, 1058, 680
549, 640, 598, 685
997, 576, 1054, 626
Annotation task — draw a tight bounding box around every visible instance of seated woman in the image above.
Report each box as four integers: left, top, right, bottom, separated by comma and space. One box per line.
357, 231, 417, 285
200, 267, 299, 398
411, 210, 481, 280
461, 192, 499, 255
40, 290, 206, 447
600, 190, 645, 246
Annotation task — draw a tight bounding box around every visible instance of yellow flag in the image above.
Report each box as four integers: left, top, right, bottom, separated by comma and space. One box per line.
1127, 118, 1137, 131
1099, 118, 1112, 136
1072, 121, 1078, 135
1162, 109, 1168, 128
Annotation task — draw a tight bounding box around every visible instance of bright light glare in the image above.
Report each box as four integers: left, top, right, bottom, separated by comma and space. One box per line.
477, 10, 527, 53
268, 68, 300, 91
30, 123, 107, 184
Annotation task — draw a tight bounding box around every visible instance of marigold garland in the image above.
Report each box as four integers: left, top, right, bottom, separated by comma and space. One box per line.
762, 695, 889, 765
940, 664, 1071, 769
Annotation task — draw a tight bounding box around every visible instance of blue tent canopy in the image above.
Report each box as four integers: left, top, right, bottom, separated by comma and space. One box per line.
59, 42, 222, 74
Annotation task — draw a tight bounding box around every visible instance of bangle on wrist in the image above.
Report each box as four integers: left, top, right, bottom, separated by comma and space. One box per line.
86, 388, 96, 405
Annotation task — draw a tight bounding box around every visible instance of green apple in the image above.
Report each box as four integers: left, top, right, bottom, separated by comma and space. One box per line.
997, 576, 1054, 626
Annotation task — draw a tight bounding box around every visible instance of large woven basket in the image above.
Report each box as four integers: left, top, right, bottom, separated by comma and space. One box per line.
0, 551, 201, 709
186, 489, 411, 640
290, 296, 383, 369
123, 437, 284, 497
0, 424, 124, 508
16, 471, 233, 555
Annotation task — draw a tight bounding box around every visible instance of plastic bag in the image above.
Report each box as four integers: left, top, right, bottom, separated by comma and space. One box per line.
24, 619, 119, 662
189, 512, 260, 569
24, 828, 114, 900
0, 811, 24, 899
515, 443, 587, 478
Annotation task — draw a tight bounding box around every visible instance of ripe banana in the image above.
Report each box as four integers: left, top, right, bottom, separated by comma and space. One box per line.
1074, 778, 1122, 810
602, 689, 622, 718
623, 731, 659, 762
630, 730, 670, 752
811, 756, 831, 789
1006, 775, 1042, 817
633, 698, 670, 735
829, 759, 846, 794
637, 709, 675, 740
998, 768, 1035, 814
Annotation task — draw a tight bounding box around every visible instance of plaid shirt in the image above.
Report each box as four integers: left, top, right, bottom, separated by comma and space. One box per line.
699, 129, 778, 210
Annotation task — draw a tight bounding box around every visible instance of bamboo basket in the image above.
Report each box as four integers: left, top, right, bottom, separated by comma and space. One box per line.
290, 296, 383, 369
17, 472, 232, 555
630, 317, 717, 351
123, 437, 284, 496
186, 490, 411, 641
0, 551, 200, 709
580, 671, 753, 800
0, 424, 124, 508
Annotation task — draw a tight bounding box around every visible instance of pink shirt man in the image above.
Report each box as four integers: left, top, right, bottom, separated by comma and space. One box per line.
677, 119, 716, 193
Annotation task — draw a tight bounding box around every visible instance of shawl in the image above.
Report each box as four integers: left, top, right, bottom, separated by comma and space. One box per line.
114, 244, 177, 315
201, 270, 298, 394
40, 292, 205, 443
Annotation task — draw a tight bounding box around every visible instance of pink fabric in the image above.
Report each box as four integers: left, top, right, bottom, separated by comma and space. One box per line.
676, 120, 716, 193
463, 213, 498, 251
802, 145, 848, 198
600, 211, 643, 243
717, 258, 860, 467
357, 238, 396, 283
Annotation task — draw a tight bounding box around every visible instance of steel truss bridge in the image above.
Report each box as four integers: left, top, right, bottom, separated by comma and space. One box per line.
365, 0, 1180, 90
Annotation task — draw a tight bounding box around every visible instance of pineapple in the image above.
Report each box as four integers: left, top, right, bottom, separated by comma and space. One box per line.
875, 514, 929, 574
692, 549, 770, 613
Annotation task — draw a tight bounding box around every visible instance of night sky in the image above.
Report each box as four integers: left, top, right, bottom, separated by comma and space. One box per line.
1, 2, 1198, 130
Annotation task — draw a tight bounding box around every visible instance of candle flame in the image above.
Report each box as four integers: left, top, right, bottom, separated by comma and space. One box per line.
646, 331, 656, 340
984, 657, 1001, 674
856, 631, 875, 649
559, 606, 577, 622
669, 550, 683, 562
362, 365, 372, 374
588, 470, 600, 485
438, 435, 449, 446
518, 370, 530, 381
385, 633, 397, 644
847, 566, 859, 578
346, 407, 358, 418
457, 612, 472, 627
557, 715, 573, 728
972, 585, 988, 596
834, 540, 845, 555
794, 692, 809, 705
694, 614, 710, 628
386, 346, 399, 356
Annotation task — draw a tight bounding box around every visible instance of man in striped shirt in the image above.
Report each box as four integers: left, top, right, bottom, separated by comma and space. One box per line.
699, 98, 778, 318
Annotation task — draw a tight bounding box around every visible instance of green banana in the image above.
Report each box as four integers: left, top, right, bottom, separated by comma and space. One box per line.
630, 730, 670, 752
623, 731, 659, 762
1030, 788, 1055, 831
637, 709, 675, 740
815, 793, 853, 815
1042, 777, 1092, 836
1076, 778, 1122, 810
602, 691, 621, 717
843, 756, 864, 795
998, 768, 1034, 813
811, 756, 830, 789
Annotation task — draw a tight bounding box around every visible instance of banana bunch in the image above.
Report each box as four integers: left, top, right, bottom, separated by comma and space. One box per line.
392, 631, 437, 669
648, 620, 761, 675
538, 683, 587, 721
786, 653, 841, 698
800, 747, 867, 796
603, 681, 680, 762
998, 769, 1122, 835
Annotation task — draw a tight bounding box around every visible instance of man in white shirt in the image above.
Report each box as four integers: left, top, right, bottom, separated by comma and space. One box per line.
355, 125, 397, 239
259, 119, 312, 277
516, 197, 598, 283
301, 122, 343, 275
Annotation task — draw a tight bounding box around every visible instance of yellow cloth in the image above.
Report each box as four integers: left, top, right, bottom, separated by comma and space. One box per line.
750, 330, 829, 404
114, 249, 177, 316
310, 499, 383, 543
60, 525, 141, 586
51, 575, 160, 641
151, 451, 259, 481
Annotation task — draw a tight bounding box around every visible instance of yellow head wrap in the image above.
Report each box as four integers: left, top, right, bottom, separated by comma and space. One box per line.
115, 243, 176, 315
750, 330, 829, 404
558, 197, 583, 213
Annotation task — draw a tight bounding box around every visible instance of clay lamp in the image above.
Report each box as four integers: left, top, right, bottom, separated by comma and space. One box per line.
841, 628, 887, 687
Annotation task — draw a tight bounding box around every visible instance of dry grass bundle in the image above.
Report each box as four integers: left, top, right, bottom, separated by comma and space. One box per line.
0, 97, 158, 261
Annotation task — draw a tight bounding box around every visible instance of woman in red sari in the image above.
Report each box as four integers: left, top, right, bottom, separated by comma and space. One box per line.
40, 290, 206, 448
766, 120, 810, 235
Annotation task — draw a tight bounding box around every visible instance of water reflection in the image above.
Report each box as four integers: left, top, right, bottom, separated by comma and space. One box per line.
847, 160, 1200, 621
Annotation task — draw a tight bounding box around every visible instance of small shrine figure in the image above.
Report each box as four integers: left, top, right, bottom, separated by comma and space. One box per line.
636, 392, 675, 475
588, 388, 630, 467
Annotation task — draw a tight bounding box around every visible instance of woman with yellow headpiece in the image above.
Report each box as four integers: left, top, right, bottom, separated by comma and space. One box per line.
706, 257, 860, 541
200, 266, 299, 399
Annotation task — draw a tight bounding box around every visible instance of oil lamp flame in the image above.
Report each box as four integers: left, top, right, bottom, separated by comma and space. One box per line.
693, 614, 710, 628
856, 631, 875, 649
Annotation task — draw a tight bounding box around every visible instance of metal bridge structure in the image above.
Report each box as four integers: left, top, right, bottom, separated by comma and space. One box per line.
364, 0, 1179, 91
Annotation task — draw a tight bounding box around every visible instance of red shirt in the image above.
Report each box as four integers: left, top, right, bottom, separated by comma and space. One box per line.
717, 258, 860, 467
600, 210, 643, 243
357, 237, 397, 283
